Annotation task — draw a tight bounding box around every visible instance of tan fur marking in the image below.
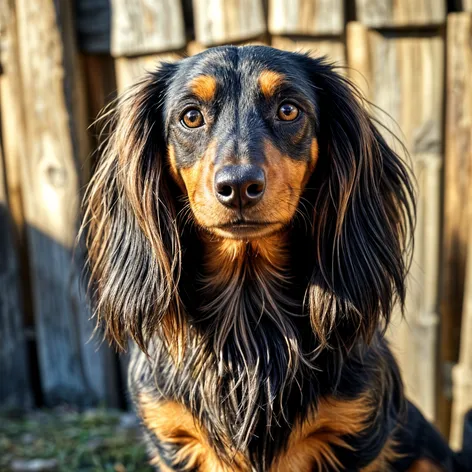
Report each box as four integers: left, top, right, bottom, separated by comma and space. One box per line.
270, 393, 373, 472
139, 394, 249, 471
259, 70, 286, 98
407, 459, 444, 472
179, 136, 315, 235
262, 139, 310, 223
361, 439, 401, 471
190, 75, 218, 102
204, 234, 289, 290
167, 144, 185, 191
150, 455, 173, 472
179, 140, 225, 228
310, 138, 319, 168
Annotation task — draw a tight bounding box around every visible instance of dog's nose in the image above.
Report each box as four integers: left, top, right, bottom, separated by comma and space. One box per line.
214, 165, 265, 209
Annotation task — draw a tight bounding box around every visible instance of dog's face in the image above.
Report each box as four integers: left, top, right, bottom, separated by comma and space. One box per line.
164, 47, 319, 239
85, 45, 414, 352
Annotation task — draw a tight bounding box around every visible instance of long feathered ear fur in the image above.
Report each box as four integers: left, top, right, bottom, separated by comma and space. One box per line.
301, 56, 416, 351
82, 63, 183, 352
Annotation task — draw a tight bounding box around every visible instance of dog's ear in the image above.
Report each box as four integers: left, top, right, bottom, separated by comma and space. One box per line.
83, 63, 183, 352
301, 56, 415, 351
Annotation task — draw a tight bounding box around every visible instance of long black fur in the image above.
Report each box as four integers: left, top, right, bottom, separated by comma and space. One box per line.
83, 46, 464, 471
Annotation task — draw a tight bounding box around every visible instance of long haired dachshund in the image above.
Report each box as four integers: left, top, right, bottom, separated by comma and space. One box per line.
83, 46, 465, 471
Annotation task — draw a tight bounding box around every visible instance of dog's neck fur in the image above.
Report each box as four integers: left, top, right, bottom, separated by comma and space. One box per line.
200, 234, 296, 364
189, 233, 318, 456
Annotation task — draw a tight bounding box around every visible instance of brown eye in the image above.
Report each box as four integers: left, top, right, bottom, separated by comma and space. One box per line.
181, 109, 204, 128
277, 103, 299, 121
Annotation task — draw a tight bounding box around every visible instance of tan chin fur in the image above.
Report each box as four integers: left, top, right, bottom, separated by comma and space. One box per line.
203, 234, 290, 289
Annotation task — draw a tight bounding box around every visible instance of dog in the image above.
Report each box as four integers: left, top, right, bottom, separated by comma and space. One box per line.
83, 46, 466, 471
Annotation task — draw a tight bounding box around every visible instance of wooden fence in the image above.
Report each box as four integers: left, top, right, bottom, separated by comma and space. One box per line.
1, 0, 471, 444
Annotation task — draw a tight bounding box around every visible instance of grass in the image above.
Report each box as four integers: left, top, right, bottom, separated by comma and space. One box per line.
0, 408, 153, 472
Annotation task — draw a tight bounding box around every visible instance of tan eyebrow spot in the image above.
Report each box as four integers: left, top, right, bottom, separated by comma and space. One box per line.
259, 70, 286, 98
189, 75, 218, 102
310, 138, 319, 168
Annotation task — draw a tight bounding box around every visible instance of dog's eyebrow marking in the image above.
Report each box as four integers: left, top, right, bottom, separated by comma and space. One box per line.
189, 75, 218, 102
259, 70, 286, 98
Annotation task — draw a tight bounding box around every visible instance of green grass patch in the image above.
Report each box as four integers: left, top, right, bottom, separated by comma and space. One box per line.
0, 408, 153, 472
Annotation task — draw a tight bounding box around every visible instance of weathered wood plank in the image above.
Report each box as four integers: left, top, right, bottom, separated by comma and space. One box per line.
269, 0, 344, 35
452, 226, 472, 449
82, 55, 117, 129
446, 13, 472, 447
0, 142, 32, 409
271, 36, 345, 66
15, 0, 118, 406
193, 0, 266, 46
115, 53, 181, 93
75, 0, 110, 53
347, 23, 444, 422
187, 36, 269, 57
0, 0, 26, 239
111, 0, 186, 57
355, 0, 446, 27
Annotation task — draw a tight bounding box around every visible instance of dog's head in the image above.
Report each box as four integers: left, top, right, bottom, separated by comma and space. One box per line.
84, 46, 414, 351
165, 47, 319, 240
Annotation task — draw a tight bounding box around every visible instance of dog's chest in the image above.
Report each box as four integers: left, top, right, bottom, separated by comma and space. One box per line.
130, 346, 384, 472
136, 388, 382, 472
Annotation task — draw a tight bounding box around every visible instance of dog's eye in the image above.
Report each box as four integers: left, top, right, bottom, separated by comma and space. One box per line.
181, 109, 204, 128
277, 103, 299, 121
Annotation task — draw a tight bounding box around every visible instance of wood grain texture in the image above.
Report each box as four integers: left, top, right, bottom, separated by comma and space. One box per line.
115, 53, 181, 93
271, 36, 345, 66
82, 55, 117, 129
355, 0, 446, 27
111, 0, 186, 57
187, 37, 268, 57
0, 0, 34, 409
0, 0, 26, 239
445, 14, 472, 448
15, 0, 118, 406
347, 23, 444, 422
269, 0, 344, 35
0, 143, 32, 408
193, 0, 266, 46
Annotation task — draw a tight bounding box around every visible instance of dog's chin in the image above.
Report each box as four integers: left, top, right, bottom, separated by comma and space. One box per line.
209, 222, 284, 240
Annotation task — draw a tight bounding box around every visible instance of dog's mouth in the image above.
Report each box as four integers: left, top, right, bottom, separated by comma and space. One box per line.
210, 220, 283, 239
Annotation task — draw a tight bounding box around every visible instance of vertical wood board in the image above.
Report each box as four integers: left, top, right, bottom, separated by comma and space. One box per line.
347, 23, 444, 421
111, 0, 186, 56
269, 0, 344, 35
193, 0, 266, 46
0, 141, 32, 408
115, 53, 181, 94
271, 36, 346, 66
15, 0, 117, 406
446, 13, 472, 446
355, 0, 446, 27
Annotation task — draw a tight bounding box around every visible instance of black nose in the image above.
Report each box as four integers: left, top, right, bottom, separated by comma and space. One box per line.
214, 165, 265, 209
